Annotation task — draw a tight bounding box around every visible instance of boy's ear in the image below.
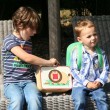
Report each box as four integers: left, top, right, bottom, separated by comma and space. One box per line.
77, 37, 82, 43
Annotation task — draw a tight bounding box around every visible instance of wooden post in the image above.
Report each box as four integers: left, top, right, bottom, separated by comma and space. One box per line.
48, 0, 61, 62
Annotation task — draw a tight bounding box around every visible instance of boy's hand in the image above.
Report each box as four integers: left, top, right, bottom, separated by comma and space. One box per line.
93, 81, 102, 88
86, 82, 95, 89
86, 81, 102, 89
49, 58, 60, 66
86, 82, 98, 89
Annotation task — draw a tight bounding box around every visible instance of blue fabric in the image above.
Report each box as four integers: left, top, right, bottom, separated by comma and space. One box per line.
70, 45, 110, 87
71, 87, 109, 110
4, 81, 42, 110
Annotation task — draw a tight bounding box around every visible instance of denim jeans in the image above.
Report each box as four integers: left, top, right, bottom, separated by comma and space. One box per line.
4, 81, 42, 110
71, 87, 109, 110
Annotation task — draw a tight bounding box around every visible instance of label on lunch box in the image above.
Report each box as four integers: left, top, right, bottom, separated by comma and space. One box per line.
40, 66, 72, 89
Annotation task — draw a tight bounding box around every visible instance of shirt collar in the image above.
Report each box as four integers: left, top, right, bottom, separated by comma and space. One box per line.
82, 45, 98, 57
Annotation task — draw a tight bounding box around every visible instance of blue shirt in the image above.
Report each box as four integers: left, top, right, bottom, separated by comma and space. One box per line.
2, 34, 36, 84
70, 45, 110, 87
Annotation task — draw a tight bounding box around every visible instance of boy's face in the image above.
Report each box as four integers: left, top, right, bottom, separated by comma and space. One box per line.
19, 27, 37, 41
77, 27, 98, 49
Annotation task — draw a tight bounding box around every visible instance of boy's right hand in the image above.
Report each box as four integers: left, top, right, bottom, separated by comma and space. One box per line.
49, 58, 60, 66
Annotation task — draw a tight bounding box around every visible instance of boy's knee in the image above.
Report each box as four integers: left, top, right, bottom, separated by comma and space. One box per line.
11, 95, 25, 105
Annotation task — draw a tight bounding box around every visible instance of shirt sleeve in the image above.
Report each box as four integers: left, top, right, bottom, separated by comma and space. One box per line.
95, 51, 110, 86
70, 49, 89, 86
4, 36, 20, 51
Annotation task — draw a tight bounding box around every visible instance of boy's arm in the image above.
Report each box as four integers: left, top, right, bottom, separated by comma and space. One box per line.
70, 50, 89, 86
95, 53, 110, 86
11, 46, 59, 66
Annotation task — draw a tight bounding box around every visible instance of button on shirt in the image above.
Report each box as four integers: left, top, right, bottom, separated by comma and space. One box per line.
70, 46, 110, 87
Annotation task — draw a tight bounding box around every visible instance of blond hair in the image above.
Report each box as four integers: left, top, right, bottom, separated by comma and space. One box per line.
74, 19, 95, 37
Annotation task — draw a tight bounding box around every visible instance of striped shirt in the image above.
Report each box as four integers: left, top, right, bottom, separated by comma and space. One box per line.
2, 34, 36, 84
70, 45, 110, 87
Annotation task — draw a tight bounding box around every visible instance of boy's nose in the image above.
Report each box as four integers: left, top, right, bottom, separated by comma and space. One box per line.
91, 36, 95, 39
33, 30, 36, 34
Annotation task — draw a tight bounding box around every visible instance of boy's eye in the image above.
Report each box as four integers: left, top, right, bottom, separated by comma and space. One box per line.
87, 33, 97, 38
93, 33, 97, 36
87, 35, 91, 38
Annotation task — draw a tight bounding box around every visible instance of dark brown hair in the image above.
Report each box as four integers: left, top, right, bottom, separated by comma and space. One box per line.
12, 6, 40, 33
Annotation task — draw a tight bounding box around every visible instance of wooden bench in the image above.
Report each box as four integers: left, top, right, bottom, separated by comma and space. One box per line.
0, 16, 110, 110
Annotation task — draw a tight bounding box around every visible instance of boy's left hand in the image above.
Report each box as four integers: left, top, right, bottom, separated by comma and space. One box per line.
93, 81, 102, 88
